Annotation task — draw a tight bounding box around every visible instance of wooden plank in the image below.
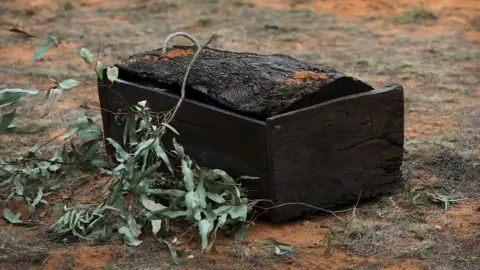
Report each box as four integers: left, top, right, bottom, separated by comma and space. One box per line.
180, 145, 269, 201
99, 79, 268, 170
266, 84, 404, 221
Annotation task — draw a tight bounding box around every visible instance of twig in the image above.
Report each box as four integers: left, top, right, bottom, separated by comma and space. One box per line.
85, 105, 125, 116
205, 221, 221, 253
351, 189, 363, 218
165, 33, 216, 124
251, 201, 354, 223
32, 127, 71, 155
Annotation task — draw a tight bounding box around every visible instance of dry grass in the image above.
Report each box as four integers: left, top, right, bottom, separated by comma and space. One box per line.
329, 114, 480, 265
404, 131, 480, 197
393, 7, 438, 24
113, 237, 175, 270
0, 228, 50, 269
331, 216, 436, 258
226, 241, 297, 268
420, 233, 480, 269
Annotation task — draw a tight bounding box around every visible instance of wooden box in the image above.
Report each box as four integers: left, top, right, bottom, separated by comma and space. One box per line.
98, 77, 404, 221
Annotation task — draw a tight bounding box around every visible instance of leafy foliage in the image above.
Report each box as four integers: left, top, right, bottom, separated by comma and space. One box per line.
80, 48, 94, 65
406, 183, 461, 210
164, 240, 192, 265
260, 237, 296, 256
0, 114, 110, 217
33, 35, 58, 60
1, 40, 256, 265
0, 88, 38, 132
58, 79, 80, 90
52, 204, 118, 242
106, 67, 119, 82
51, 100, 255, 254
3, 209, 24, 224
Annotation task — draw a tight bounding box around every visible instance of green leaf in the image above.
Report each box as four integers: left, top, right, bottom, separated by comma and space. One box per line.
235, 223, 250, 241
80, 48, 94, 65
172, 138, 184, 157
185, 191, 198, 220
196, 179, 207, 209
107, 67, 119, 82
27, 144, 40, 156
236, 175, 260, 181
275, 244, 295, 256
198, 219, 213, 250
106, 138, 129, 161
127, 215, 142, 239
133, 138, 154, 158
12, 174, 23, 196
218, 214, 228, 227
161, 123, 179, 135
151, 220, 162, 236
228, 205, 248, 220
163, 240, 191, 265
261, 237, 296, 256
59, 79, 80, 90
212, 205, 232, 216
123, 113, 137, 145
0, 109, 16, 132
136, 100, 147, 108
96, 60, 104, 80
60, 126, 79, 139
60, 115, 102, 140
206, 192, 225, 204
153, 139, 173, 173
118, 226, 143, 246
141, 194, 167, 213
74, 116, 102, 139
182, 159, 195, 191
33, 35, 58, 60
213, 169, 235, 184
0, 88, 38, 108
162, 211, 188, 218
148, 189, 186, 198
3, 209, 23, 224
32, 187, 44, 206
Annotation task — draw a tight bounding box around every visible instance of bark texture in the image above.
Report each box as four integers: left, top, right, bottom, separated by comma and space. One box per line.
116, 45, 373, 119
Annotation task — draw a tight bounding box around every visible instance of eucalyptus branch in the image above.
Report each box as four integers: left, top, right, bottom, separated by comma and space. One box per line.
165, 33, 216, 124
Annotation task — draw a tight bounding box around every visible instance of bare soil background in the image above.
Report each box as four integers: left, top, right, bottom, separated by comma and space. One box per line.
0, 0, 479, 269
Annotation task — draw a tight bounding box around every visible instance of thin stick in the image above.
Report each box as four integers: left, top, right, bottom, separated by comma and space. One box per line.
251, 201, 353, 223
351, 189, 363, 218
165, 33, 216, 124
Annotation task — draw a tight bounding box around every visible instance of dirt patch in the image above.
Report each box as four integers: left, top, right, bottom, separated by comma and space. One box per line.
428, 197, 480, 237
43, 245, 124, 270
255, 0, 480, 22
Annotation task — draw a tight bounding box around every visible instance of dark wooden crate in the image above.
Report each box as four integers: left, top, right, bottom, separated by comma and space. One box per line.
98, 79, 404, 221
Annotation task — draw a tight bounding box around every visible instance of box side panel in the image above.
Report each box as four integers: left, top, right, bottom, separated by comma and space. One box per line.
97, 79, 269, 200
97, 78, 122, 156
266, 84, 404, 221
